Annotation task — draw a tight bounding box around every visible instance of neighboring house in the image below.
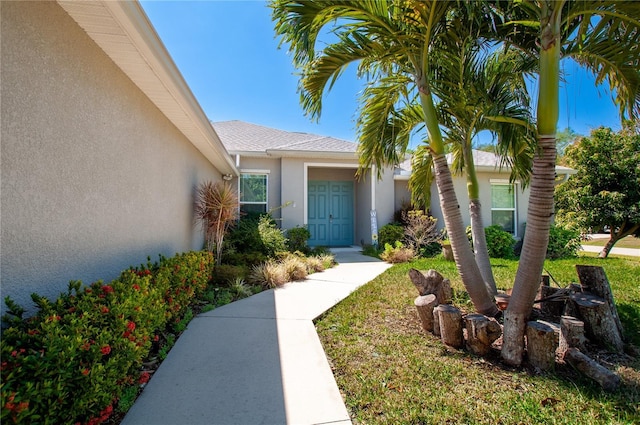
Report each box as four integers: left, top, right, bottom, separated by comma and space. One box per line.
395, 149, 577, 239
1, 1, 237, 316
212, 121, 398, 247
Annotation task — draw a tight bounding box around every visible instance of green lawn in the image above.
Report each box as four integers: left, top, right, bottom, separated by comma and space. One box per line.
582, 235, 640, 249
316, 254, 640, 424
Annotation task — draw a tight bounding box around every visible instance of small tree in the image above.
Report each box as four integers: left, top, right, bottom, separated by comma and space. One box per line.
195, 181, 239, 265
556, 126, 640, 258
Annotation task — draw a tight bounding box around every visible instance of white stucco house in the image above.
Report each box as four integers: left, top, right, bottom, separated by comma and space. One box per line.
212, 121, 577, 247
1, 0, 575, 317
1, 1, 237, 315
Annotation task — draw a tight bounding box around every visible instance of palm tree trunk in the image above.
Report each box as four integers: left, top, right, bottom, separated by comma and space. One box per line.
433, 154, 499, 317
469, 199, 497, 295
502, 2, 561, 365
464, 143, 497, 296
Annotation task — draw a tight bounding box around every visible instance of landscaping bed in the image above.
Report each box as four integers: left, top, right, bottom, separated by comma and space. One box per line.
316, 255, 640, 424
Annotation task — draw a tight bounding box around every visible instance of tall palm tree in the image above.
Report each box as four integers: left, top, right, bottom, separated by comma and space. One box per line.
358, 43, 536, 297
496, 0, 640, 366
271, 0, 500, 317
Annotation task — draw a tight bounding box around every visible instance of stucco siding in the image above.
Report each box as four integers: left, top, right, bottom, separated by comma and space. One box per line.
1, 1, 221, 315
237, 156, 282, 219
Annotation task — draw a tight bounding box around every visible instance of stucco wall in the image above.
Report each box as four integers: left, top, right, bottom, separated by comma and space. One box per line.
1, 1, 222, 315
236, 156, 282, 220
429, 171, 530, 238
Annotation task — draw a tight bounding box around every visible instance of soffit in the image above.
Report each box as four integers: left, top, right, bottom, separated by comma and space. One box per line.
57, 1, 237, 176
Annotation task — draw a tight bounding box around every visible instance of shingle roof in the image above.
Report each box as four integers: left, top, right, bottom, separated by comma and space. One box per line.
211, 120, 357, 155
395, 149, 575, 176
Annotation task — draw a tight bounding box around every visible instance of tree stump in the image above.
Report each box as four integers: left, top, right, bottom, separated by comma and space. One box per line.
464, 314, 502, 356
537, 320, 561, 357
570, 292, 623, 353
576, 265, 624, 339
536, 276, 564, 318
525, 320, 556, 371
435, 304, 463, 348
414, 294, 438, 333
559, 315, 587, 354
563, 348, 621, 392
433, 306, 441, 337
408, 269, 453, 304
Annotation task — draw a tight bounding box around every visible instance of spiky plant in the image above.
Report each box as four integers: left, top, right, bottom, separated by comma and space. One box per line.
194, 181, 239, 265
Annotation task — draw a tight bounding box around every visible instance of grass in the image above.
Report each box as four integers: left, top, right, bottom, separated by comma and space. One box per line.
316, 254, 640, 424
582, 235, 640, 249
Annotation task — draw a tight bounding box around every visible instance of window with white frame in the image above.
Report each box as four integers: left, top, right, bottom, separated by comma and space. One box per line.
491, 183, 516, 234
239, 173, 268, 214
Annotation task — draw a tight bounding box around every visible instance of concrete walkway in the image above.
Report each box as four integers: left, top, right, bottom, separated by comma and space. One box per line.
580, 244, 640, 257
122, 248, 391, 425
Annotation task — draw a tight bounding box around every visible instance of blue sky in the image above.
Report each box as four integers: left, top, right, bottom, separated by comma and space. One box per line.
140, 1, 624, 145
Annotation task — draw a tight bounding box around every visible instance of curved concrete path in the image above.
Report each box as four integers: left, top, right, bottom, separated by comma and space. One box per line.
122, 248, 391, 425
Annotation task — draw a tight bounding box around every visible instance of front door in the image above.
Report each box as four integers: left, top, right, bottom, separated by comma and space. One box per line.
308, 180, 353, 247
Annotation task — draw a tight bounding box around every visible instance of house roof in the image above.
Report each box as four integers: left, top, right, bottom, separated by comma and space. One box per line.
212, 120, 358, 159
56, 1, 238, 176
394, 149, 576, 179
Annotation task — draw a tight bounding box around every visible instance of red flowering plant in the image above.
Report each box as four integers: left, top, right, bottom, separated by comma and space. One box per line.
1, 250, 214, 425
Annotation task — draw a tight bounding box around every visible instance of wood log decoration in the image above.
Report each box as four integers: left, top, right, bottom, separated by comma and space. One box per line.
414, 294, 438, 333
525, 320, 557, 371
435, 304, 463, 348
576, 265, 625, 340
559, 315, 587, 354
536, 275, 564, 318
409, 269, 453, 304
433, 306, 441, 337
563, 348, 621, 392
464, 314, 502, 356
570, 292, 624, 353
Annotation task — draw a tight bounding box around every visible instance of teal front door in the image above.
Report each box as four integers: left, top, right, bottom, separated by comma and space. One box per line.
308, 181, 353, 247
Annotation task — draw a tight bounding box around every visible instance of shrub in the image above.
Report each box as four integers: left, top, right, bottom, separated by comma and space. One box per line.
419, 242, 442, 258
304, 256, 325, 273
0, 251, 213, 425
484, 225, 516, 259
248, 261, 288, 289
281, 254, 309, 281
211, 264, 248, 287
547, 224, 582, 259
402, 210, 441, 254
380, 241, 415, 263
317, 254, 336, 269
258, 215, 287, 257
378, 223, 404, 248
285, 226, 311, 253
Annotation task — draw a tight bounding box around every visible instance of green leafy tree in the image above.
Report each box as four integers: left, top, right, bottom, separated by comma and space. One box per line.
555, 127, 580, 164
556, 126, 640, 258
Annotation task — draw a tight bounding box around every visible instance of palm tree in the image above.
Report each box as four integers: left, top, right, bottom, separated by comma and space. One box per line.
358, 43, 536, 298
271, 0, 500, 317
496, 0, 640, 366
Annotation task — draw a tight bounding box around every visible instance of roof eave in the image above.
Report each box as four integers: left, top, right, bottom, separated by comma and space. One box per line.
266, 149, 358, 159
57, 0, 238, 177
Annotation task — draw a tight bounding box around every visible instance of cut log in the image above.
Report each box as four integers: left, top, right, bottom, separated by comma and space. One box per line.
570, 292, 623, 353
414, 294, 438, 333
559, 315, 587, 354
536, 277, 564, 318
433, 305, 441, 337
435, 304, 463, 348
464, 313, 502, 356
408, 269, 452, 304
563, 348, 621, 392
576, 265, 624, 340
526, 321, 557, 371
537, 320, 561, 357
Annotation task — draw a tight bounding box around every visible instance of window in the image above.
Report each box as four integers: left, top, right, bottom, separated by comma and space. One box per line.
491, 183, 516, 234
239, 173, 268, 214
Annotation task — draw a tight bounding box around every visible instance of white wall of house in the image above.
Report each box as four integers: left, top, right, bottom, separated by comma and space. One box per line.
236, 156, 282, 220
429, 171, 530, 238
1, 1, 223, 315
